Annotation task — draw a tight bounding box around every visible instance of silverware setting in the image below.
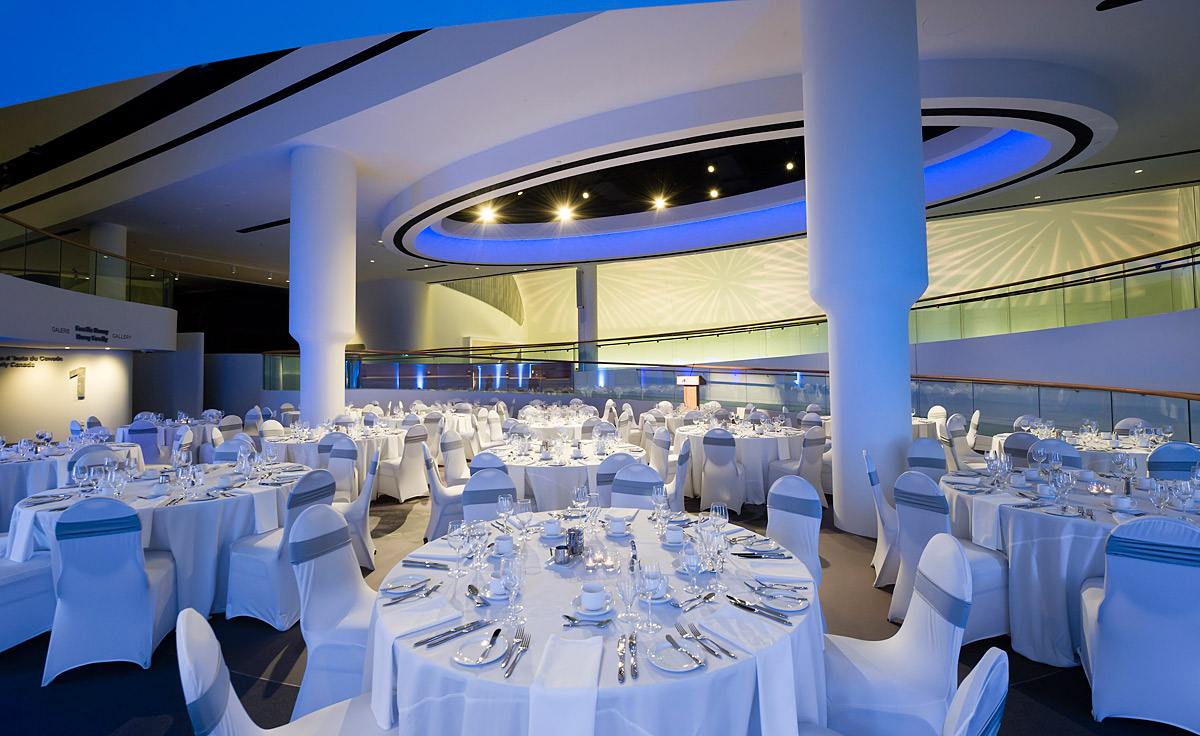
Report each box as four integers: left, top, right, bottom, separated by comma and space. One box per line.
675, 622, 720, 658
474, 628, 502, 664
383, 581, 442, 606
501, 625, 524, 668
731, 551, 792, 559
725, 594, 792, 625
561, 615, 611, 628
465, 584, 491, 607
616, 634, 627, 683
402, 559, 450, 570
416, 619, 495, 648
744, 582, 807, 601
664, 634, 706, 667
629, 632, 638, 679
689, 622, 734, 658
503, 628, 531, 678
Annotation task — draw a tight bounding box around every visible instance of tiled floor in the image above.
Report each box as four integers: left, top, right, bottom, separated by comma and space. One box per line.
0, 496, 1187, 735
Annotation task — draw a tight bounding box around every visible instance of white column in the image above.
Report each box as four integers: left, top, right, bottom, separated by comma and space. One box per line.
801, 0, 928, 535
90, 222, 128, 300
576, 264, 599, 365
289, 145, 357, 425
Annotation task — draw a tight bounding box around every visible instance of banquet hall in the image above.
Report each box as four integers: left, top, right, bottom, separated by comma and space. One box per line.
2, 1, 1200, 734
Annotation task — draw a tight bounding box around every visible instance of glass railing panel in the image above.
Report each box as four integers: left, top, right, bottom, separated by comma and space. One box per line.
916, 379, 972, 420
128, 262, 163, 306
94, 251, 128, 300
1062, 279, 1120, 326
1110, 393, 1190, 441
0, 221, 27, 277
1036, 387, 1112, 432
59, 239, 95, 294
798, 322, 828, 355
914, 304, 962, 343
1190, 400, 1200, 445
960, 297, 1010, 338
1122, 269, 1179, 318
22, 232, 60, 287
1008, 290, 1063, 333
971, 383, 1039, 436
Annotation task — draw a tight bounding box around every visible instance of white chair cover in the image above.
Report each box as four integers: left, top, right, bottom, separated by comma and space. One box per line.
889, 472, 1009, 644
327, 437, 360, 503
424, 445, 464, 541
1113, 416, 1148, 435
126, 419, 165, 465
65, 445, 120, 475
333, 414, 355, 429
966, 410, 981, 452
700, 428, 746, 514
288, 505, 376, 719
593, 421, 617, 438
610, 464, 663, 510
617, 410, 635, 444
69, 419, 83, 438
462, 469, 516, 523
259, 419, 285, 441
0, 550, 54, 653
799, 412, 823, 431
212, 437, 253, 463
469, 452, 507, 476
42, 497, 177, 685
172, 426, 195, 460
484, 411, 505, 450
422, 412, 444, 462
602, 399, 618, 426
243, 407, 263, 449
199, 427, 225, 464
1000, 432, 1035, 469
907, 438, 947, 480
1026, 438, 1083, 470
440, 430, 470, 487
664, 438, 691, 513
824, 533, 971, 736
317, 431, 353, 470
657, 400, 673, 414
647, 426, 675, 482
942, 647, 1009, 736
1011, 414, 1037, 431
765, 475, 823, 588
805, 403, 822, 414
86, 415, 102, 429
280, 402, 296, 412
218, 415, 244, 440
580, 416, 601, 440
792, 426, 829, 502
333, 451, 377, 570
747, 410, 770, 425
376, 425, 430, 503
595, 453, 637, 507
1080, 517, 1200, 733
1145, 441, 1200, 480
946, 414, 986, 471
400, 414, 419, 427
864, 450, 899, 588
225, 470, 336, 630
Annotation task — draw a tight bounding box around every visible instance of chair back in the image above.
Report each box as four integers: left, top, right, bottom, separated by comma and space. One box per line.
279, 402, 295, 412
316, 431, 353, 468
999, 432, 1035, 468
212, 437, 253, 463
469, 451, 507, 476
766, 475, 823, 585
593, 421, 617, 438
799, 412, 822, 431
362, 412, 380, 427
946, 414, 972, 470
805, 403, 822, 414
891, 471, 955, 622
1026, 438, 1082, 469
1113, 416, 1148, 435
288, 504, 374, 640
172, 427, 194, 458
928, 405, 949, 442
259, 419, 285, 441
702, 428, 737, 464
279, 470, 337, 557
440, 430, 470, 485
908, 437, 948, 480
176, 608, 258, 735
942, 647, 1009, 736
423, 444, 456, 504
611, 464, 664, 510
487, 410, 503, 440
1147, 441, 1200, 479
656, 400, 673, 414
390, 425, 431, 500
799, 425, 826, 494
86, 416, 102, 428
927, 406, 948, 421
569, 398, 584, 407
618, 410, 634, 442
218, 415, 243, 439
701, 428, 743, 511
70, 419, 83, 438
603, 399, 618, 426
648, 427, 672, 480
742, 403, 756, 418
581, 416, 601, 439
126, 420, 162, 461
865, 448, 896, 528
666, 438, 692, 512
898, 534, 971, 709
326, 437, 358, 500
421, 412, 444, 454
462, 469, 516, 522
595, 452, 638, 506
66, 445, 120, 475
967, 410, 981, 448
260, 407, 274, 422
747, 410, 770, 425
244, 407, 262, 432
682, 410, 702, 424
400, 414, 420, 427
333, 414, 354, 428
712, 408, 732, 423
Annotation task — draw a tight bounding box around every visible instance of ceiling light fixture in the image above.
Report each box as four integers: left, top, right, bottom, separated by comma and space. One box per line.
582, 192, 589, 199
517, 191, 523, 196
709, 189, 719, 198
786, 162, 794, 171
653, 197, 667, 209
707, 164, 715, 173
478, 205, 497, 223
1034, 195, 1042, 200
1134, 169, 1144, 174
369, 259, 375, 263
556, 205, 574, 221
377, 240, 383, 244
267, 272, 273, 280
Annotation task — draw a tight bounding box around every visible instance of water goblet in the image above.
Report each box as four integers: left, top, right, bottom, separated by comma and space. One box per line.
500, 554, 527, 626
1030, 447, 1048, 480
514, 498, 533, 542
636, 561, 663, 633
497, 494, 514, 530
467, 523, 490, 570
651, 484, 668, 529
681, 541, 704, 595
1149, 481, 1170, 515
445, 521, 469, 579
615, 561, 639, 623
709, 503, 729, 532
1163, 425, 1174, 442
71, 463, 88, 488
585, 491, 602, 534
1170, 480, 1193, 516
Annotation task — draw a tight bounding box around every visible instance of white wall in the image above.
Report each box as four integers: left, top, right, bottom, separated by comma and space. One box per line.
204, 354, 265, 418
132, 332, 204, 417
0, 347, 132, 440
355, 279, 528, 351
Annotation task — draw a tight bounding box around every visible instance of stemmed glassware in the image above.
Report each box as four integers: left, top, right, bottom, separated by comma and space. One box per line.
681, 541, 704, 595
1048, 452, 1063, 476
514, 498, 534, 543
571, 486, 588, 517
446, 521, 469, 579
497, 494, 514, 530
1149, 481, 1171, 515
615, 559, 639, 623
1170, 480, 1194, 516
635, 560, 663, 633
585, 491, 602, 534
1163, 425, 1174, 443
651, 484, 668, 532
1030, 446, 1048, 481
500, 554, 526, 625
709, 503, 729, 533
71, 463, 88, 488
467, 522, 490, 570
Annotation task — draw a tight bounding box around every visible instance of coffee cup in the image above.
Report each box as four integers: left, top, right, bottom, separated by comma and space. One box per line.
572, 448, 583, 459
1009, 474, 1027, 487
218, 475, 234, 488
1134, 477, 1151, 491
664, 525, 684, 544
543, 519, 562, 537
489, 572, 506, 596
1077, 469, 1095, 481
1023, 468, 1039, 481
1109, 495, 1135, 509
494, 534, 514, 555
540, 451, 552, 461
580, 582, 607, 610
608, 517, 627, 535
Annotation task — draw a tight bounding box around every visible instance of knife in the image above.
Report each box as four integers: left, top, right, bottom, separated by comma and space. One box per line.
617, 634, 627, 683
629, 632, 638, 679
731, 552, 792, 559
424, 619, 493, 648
402, 559, 450, 570
726, 595, 792, 626
474, 628, 502, 664
665, 634, 705, 667
413, 619, 488, 647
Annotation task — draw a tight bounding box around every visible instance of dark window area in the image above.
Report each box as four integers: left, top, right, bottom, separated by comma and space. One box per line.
173, 274, 295, 353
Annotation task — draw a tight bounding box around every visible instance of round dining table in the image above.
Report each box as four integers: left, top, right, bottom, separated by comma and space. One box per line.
364, 511, 826, 736
6, 462, 310, 616
493, 443, 648, 510
0, 443, 146, 532
674, 425, 804, 506
264, 430, 406, 493
989, 433, 1156, 475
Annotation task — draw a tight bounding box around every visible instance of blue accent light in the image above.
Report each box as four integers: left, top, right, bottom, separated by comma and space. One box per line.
415, 365, 425, 390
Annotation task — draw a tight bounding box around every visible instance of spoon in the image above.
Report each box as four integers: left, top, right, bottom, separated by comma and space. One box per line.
562, 615, 612, 628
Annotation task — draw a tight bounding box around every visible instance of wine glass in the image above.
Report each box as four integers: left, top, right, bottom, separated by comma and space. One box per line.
709, 503, 729, 532
71, 463, 88, 488
111, 469, 127, 498
1163, 425, 1174, 443
1049, 452, 1063, 474
514, 498, 533, 542
681, 541, 704, 595
467, 523, 490, 570
585, 491, 602, 534
636, 561, 663, 633
1019, 417, 1032, 433
263, 444, 278, 465
1171, 480, 1194, 516
500, 554, 526, 625
615, 560, 639, 623
571, 485, 588, 515
496, 494, 514, 530
1029, 446, 1048, 479
1149, 481, 1170, 515
445, 521, 468, 579
651, 483, 668, 528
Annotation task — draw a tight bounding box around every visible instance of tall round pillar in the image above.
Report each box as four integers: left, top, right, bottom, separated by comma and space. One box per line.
800, 0, 928, 535
90, 222, 128, 300
289, 145, 357, 425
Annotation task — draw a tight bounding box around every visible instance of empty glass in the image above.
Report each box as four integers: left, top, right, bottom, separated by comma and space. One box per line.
514, 499, 534, 542
636, 561, 663, 633
1149, 481, 1170, 514
615, 561, 639, 623
500, 554, 526, 625
446, 521, 468, 579
497, 494, 514, 529
681, 541, 704, 595
651, 484, 668, 529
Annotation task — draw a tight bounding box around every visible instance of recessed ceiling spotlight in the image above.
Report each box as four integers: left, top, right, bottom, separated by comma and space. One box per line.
1034, 195, 1042, 200
582, 192, 589, 199
475, 267, 480, 270
709, 189, 719, 198
556, 205, 574, 221
267, 272, 273, 280
517, 191, 523, 196
478, 205, 497, 223
423, 264, 429, 267
377, 240, 383, 244
707, 164, 715, 173
786, 162, 794, 171
1134, 169, 1144, 174
653, 197, 667, 210
369, 259, 375, 263
286, 279, 290, 283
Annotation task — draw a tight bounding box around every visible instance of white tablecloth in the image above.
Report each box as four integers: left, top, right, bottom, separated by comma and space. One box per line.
265, 432, 405, 492
6, 463, 302, 616
116, 422, 217, 462
990, 434, 1153, 475
523, 421, 585, 442
940, 476, 1165, 667
364, 511, 826, 735
675, 427, 803, 506
495, 444, 648, 510
821, 417, 933, 442
0, 456, 61, 532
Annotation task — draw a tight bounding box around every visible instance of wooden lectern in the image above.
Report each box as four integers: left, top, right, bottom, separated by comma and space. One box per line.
676, 374, 705, 409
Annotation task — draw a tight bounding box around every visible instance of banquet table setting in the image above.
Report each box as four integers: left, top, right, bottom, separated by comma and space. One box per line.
674, 423, 805, 505
263, 427, 408, 491
364, 509, 826, 736
491, 440, 649, 510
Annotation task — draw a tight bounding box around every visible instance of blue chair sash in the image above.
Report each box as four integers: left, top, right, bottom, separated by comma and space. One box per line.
653, 437, 670, 450
1106, 536, 1200, 567
186, 656, 230, 736
56, 514, 140, 540
129, 427, 158, 435
596, 471, 617, 486
289, 526, 352, 564
1148, 460, 1198, 473
914, 569, 971, 627
442, 440, 463, 451
803, 437, 824, 448
288, 482, 336, 509
908, 456, 946, 469
317, 444, 333, 454
893, 489, 949, 514
867, 470, 880, 487
329, 447, 357, 460
768, 493, 822, 518
368, 459, 378, 476
612, 478, 660, 496
405, 433, 426, 444
704, 436, 736, 447
464, 487, 506, 507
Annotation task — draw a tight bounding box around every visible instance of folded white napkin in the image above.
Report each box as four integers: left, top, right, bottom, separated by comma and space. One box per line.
777, 436, 791, 461
369, 594, 462, 728
1112, 511, 1148, 524
411, 539, 462, 561
949, 475, 982, 486
749, 560, 815, 588
529, 635, 603, 736
698, 606, 799, 736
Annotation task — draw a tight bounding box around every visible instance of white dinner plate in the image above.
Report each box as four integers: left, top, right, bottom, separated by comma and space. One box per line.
756, 593, 810, 614
605, 530, 633, 540
452, 633, 509, 667
571, 593, 613, 617
647, 641, 703, 673
742, 539, 779, 553
380, 575, 429, 595
539, 532, 566, 543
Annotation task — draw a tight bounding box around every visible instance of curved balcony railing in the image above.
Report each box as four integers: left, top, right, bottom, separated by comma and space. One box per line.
0, 213, 175, 307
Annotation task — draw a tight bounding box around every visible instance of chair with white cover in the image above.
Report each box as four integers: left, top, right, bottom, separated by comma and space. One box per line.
1113, 416, 1148, 436
42, 498, 177, 685
333, 451, 377, 570
171, 427, 195, 464
440, 430, 470, 487
1146, 441, 1200, 479
213, 437, 253, 463
316, 431, 353, 469
595, 453, 638, 507
1001, 432, 1036, 469
69, 419, 83, 439
280, 402, 296, 413
580, 416, 601, 440
593, 421, 618, 439
65, 445, 121, 477
421, 412, 444, 462
259, 419, 286, 444
946, 414, 986, 472
494, 399, 509, 420
823, 534, 972, 736
199, 427, 225, 464
865, 451, 899, 588
423, 445, 464, 542
700, 428, 746, 514
618, 410, 637, 445
747, 410, 770, 426
1011, 414, 1038, 431
1026, 438, 1082, 470
657, 400, 673, 414
1080, 517, 1200, 733
362, 412, 380, 427
288, 504, 376, 719
664, 438, 691, 512
888, 471, 1009, 644
928, 406, 949, 444
806, 403, 822, 414
966, 410, 983, 452
0, 545, 54, 654
765, 475, 823, 587
175, 608, 395, 736
400, 414, 419, 427
907, 438, 948, 481
799, 412, 824, 435
86, 415, 102, 429
218, 414, 244, 441
125, 419, 166, 465
243, 407, 263, 450
462, 469, 516, 523
327, 436, 359, 503
768, 425, 828, 504
639, 411, 663, 452
261, 407, 275, 422
603, 399, 618, 426
376, 426, 430, 502
780, 407, 796, 429
647, 426, 676, 482
569, 398, 584, 407
333, 415, 355, 429
469, 451, 507, 476
225, 470, 337, 630
610, 464, 664, 510
483, 411, 505, 450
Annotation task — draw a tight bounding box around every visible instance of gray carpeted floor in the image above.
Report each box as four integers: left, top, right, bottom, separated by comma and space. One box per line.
0, 495, 1186, 735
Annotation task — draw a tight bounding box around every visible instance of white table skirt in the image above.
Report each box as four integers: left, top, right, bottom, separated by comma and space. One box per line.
365, 512, 826, 735
265, 432, 404, 492
7, 464, 297, 616
116, 423, 217, 462
497, 445, 648, 510
524, 422, 584, 442
940, 476, 1160, 667
0, 457, 60, 532
675, 428, 803, 506
990, 434, 1153, 475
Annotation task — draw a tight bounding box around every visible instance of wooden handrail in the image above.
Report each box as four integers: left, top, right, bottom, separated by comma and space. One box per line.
0, 211, 176, 275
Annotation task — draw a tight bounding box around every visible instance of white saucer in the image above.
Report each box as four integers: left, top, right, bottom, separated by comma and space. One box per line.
571, 593, 613, 617
539, 532, 566, 543
649, 585, 675, 604
660, 540, 684, 550
605, 530, 633, 540
647, 641, 703, 673
742, 539, 779, 553
452, 632, 509, 666
756, 594, 810, 614
380, 575, 429, 595
672, 559, 712, 578
480, 588, 509, 602
1104, 502, 1137, 513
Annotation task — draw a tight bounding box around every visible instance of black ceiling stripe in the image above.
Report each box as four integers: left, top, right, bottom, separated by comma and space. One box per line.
0, 50, 294, 192
236, 218, 290, 234
1061, 146, 1200, 174
928, 177, 1200, 220
1, 30, 429, 215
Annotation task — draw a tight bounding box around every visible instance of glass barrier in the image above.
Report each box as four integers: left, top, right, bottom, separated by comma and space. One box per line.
0, 213, 174, 307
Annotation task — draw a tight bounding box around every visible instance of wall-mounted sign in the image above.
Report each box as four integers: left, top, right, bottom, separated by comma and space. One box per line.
0, 354, 65, 369
69, 366, 86, 399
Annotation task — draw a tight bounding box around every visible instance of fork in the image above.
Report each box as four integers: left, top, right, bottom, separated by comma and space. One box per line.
675, 622, 720, 658
501, 625, 524, 668
383, 581, 442, 606
689, 622, 735, 658
503, 629, 531, 678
